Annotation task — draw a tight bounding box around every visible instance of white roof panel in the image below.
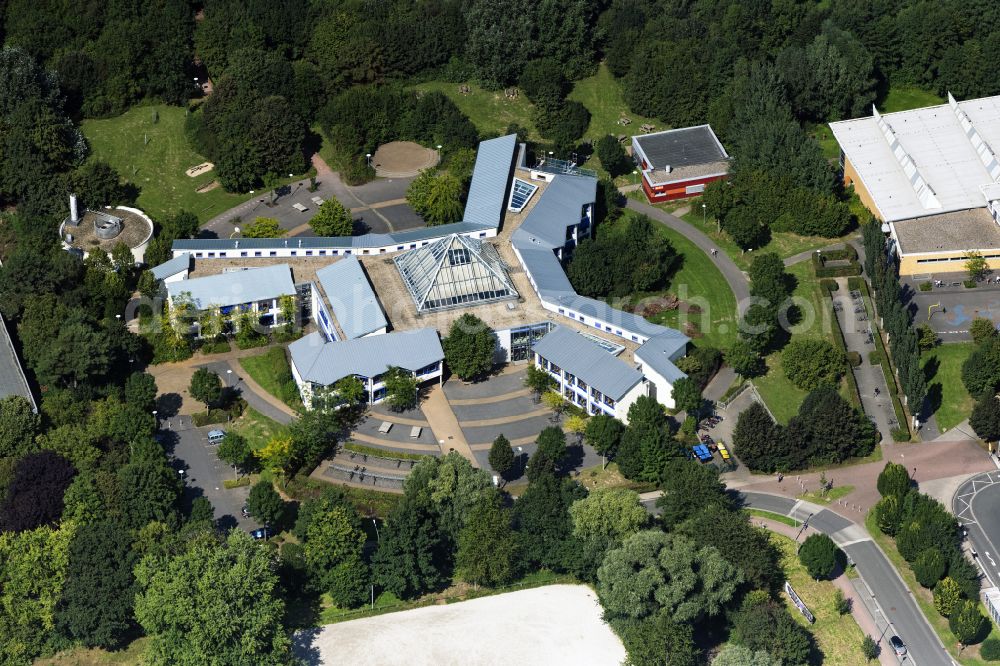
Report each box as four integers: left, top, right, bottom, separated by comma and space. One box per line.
830, 94, 1000, 222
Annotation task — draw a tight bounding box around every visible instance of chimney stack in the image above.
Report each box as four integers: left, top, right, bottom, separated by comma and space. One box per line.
69, 193, 79, 224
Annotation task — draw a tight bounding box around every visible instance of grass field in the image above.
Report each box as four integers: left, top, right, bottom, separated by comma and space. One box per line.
238, 347, 304, 412
798, 485, 855, 505
411, 80, 538, 140
230, 407, 290, 451
772, 533, 867, 666
568, 64, 658, 143
865, 511, 998, 665
753, 261, 844, 423
37, 639, 149, 665
922, 342, 976, 432
82, 104, 306, 223
678, 208, 853, 272
879, 86, 945, 114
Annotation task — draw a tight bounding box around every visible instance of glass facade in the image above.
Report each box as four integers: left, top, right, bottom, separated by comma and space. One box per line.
510, 322, 553, 361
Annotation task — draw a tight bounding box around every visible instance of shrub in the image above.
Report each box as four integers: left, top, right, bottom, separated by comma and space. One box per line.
891, 427, 911, 442
980, 637, 1000, 661
820, 279, 838, 293
933, 577, 962, 617
833, 589, 851, 615
919, 281, 933, 292
877, 462, 911, 498
847, 351, 862, 367
913, 548, 946, 588
950, 599, 989, 646
223, 477, 251, 489
798, 533, 838, 579
965, 279, 978, 289
868, 350, 881, 365
782, 338, 844, 391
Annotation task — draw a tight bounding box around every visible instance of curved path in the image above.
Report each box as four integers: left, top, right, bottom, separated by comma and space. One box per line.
626, 199, 750, 315
640, 490, 952, 666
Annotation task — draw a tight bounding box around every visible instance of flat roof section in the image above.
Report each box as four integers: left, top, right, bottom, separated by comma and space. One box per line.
633, 125, 728, 170
830, 95, 1000, 222
891, 208, 1000, 255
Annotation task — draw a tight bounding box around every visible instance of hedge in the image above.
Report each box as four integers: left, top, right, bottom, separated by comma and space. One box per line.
223, 477, 251, 489
847, 351, 862, 367
192, 398, 246, 426
343, 441, 431, 462
824, 293, 863, 409
813, 247, 862, 278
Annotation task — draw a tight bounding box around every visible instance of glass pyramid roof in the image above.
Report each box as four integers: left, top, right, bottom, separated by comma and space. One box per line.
393, 234, 519, 312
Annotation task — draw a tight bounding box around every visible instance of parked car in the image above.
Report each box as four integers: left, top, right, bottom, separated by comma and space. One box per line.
250, 527, 271, 541
207, 429, 226, 445
889, 635, 906, 656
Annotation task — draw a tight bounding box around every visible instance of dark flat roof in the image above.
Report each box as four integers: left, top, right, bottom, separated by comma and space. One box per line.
633, 125, 728, 170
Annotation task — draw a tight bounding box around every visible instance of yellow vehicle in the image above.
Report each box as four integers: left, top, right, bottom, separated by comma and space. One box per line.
717, 441, 731, 461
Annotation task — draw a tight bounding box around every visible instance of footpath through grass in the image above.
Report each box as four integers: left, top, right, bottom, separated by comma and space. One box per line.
771, 533, 867, 666
625, 217, 738, 349
83, 104, 307, 223
864, 511, 998, 665
922, 343, 976, 432
238, 347, 304, 412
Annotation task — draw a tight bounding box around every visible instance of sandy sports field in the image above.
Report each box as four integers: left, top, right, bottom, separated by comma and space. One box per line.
292, 584, 626, 666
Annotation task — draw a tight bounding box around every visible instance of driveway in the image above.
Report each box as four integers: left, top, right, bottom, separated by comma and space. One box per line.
953, 470, 1000, 588
641, 490, 952, 666
163, 415, 257, 532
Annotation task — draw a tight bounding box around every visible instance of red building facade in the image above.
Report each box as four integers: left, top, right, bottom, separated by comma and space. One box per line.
632, 125, 730, 204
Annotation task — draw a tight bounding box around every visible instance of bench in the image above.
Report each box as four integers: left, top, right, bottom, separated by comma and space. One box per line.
410, 426, 422, 438
311, 196, 324, 206
378, 421, 392, 434
292, 202, 308, 212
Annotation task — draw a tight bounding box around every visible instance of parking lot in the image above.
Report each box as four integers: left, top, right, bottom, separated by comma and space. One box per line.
163, 415, 257, 531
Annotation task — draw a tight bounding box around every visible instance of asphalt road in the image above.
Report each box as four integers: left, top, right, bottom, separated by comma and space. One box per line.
163, 415, 257, 532
953, 471, 1000, 588
642, 491, 952, 665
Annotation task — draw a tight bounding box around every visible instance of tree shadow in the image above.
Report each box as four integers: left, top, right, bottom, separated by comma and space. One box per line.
923, 355, 940, 383
923, 383, 943, 420
560, 443, 586, 476
216, 514, 239, 533
352, 217, 370, 235
156, 392, 183, 418
196, 228, 219, 239
289, 627, 323, 665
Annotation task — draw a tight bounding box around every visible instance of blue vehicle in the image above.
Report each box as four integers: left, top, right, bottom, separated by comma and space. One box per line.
691, 445, 714, 463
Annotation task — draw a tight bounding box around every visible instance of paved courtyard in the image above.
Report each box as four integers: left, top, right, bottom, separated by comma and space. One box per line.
291, 585, 625, 666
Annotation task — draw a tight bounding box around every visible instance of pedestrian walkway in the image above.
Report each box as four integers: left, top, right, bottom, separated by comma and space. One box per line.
782, 238, 861, 267
625, 198, 750, 315
834, 277, 894, 443
421, 384, 477, 464
458, 407, 551, 428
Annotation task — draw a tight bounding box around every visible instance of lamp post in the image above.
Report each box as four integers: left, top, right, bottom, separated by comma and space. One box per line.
152, 410, 158, 428
230, 226, 241, 239
370, 519, 380, 609
366, 153, 372, 168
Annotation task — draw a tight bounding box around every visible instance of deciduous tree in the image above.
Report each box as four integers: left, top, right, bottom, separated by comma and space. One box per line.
782, 338, 844, 391
134, 531, 291, 664
372, 496, 448, 599
247, 480, 286, 528
309, 198, 353, 237
188, 368, 222, 409
0, 394, 39, 459
456, 494, 519, 588
488, 434, 514, 480
585, 414, 624, 467
242, 217, 286, 238
569, 487, 648, 548
1, 450, 76, 532
798, 533, 838, 579
383, 366, 418, 412
442, 314, 495, 381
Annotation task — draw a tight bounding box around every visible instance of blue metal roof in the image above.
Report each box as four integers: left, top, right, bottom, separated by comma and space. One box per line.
315, 257, 387, 339
513, 244, 575, 297
166, 264, 295, 310
515, 174, 596, 249
463, 134, 518, 228
288, 329, 444, 386
150, 253, 191, 280
0, 316, 35, 411
531, 326, 643, 401
635, 332, 691, 383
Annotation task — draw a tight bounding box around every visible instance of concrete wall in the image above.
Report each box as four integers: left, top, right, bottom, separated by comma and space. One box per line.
636, 362, 675, 409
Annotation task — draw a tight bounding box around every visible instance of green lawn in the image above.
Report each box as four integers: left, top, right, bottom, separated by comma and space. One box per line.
753, 261, 847, 423
229, 407, 290, 451
797, 485, 855, 505
411, 80, 538, 140
808, 123, 841, 161
879, 86, 945, 114
37, 638, 150, 665
640, 221, 739, 349
772, 533, 867, 666
746, 508, 801, 527
238, 347, 304, 412
82, 104, 307, 223
678, 208, 854, 271
568, 64, 658, 143
865, 511, 998, 665
923, 343, 976, 432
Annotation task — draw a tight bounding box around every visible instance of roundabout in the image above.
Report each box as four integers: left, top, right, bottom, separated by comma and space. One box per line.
371, 141, 440, 178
